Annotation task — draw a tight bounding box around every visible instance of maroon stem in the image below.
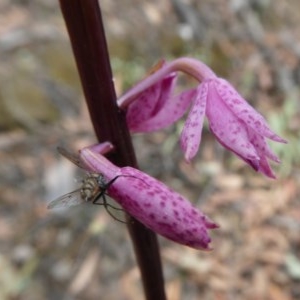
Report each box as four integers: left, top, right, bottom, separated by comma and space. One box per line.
58, 1, 166, 299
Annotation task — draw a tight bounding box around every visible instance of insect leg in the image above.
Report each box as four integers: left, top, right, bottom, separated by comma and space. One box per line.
93, 191, 126, 223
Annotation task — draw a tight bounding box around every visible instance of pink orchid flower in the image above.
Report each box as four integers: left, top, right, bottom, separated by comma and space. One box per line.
118, 58, 287, 178
75, 143, 218, 250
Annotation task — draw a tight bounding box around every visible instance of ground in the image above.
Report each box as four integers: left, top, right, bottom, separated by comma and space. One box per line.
0, 1, 299, 299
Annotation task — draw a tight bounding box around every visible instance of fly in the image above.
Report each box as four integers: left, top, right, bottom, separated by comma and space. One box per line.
47, 173, 105, 209
47, 147, 123, 220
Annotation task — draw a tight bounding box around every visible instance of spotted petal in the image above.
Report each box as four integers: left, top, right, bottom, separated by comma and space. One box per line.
180, 82, 208, 162
130, 88, 196, 132
247, 127, 280, 178
206, 81, 261, 166
214, 78, 287, 143
126, 73, 177, 130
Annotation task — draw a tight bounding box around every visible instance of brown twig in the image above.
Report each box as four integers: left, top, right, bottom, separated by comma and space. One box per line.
58, 0, 166, 299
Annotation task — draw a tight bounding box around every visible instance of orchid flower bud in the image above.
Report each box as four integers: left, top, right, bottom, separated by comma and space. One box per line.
79, 143, 218, 250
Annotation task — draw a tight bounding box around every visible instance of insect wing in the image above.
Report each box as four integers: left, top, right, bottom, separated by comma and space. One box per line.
47, 189, 85, 209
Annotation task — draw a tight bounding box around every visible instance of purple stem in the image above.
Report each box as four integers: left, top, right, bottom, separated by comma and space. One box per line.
58, 1, 166, 299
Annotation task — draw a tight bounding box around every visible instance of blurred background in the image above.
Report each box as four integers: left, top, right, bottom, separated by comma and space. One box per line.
0, 0, 299, 299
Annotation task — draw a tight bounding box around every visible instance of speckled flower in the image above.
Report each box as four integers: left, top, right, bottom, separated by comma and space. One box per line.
79, 143, 218, 250
118, 57, 287, 178
183, 77, 287, 178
